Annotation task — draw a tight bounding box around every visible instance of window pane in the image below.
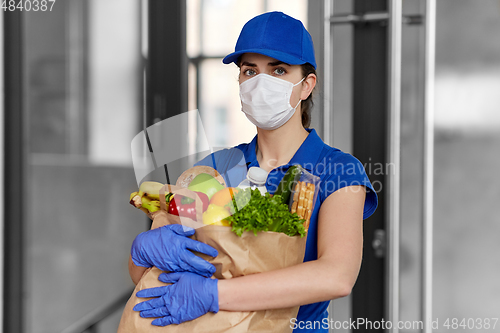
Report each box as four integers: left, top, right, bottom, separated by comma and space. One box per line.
199, 0, 265, 57
434, 0, 500, 324
267, 0, 308, 25
188, 0, 310, 150
199, 58, 256, 148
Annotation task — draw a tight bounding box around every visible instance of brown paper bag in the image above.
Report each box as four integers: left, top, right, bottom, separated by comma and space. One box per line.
118, 185, 307, 333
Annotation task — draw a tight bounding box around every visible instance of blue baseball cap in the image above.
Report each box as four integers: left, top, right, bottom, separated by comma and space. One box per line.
223, 11, 317, 69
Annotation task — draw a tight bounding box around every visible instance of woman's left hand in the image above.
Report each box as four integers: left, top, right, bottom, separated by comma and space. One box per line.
133, 272, 219, 326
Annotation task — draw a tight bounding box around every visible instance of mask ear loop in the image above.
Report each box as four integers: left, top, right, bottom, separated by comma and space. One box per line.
293, 99, 302, 109
293, 76, 306, 87
292, 76, 306, 109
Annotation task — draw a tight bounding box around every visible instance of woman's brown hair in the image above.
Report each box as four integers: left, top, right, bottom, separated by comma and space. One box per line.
300, 63, 316, 128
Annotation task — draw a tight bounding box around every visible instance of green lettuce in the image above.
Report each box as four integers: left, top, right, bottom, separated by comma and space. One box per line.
224, 188, 306, 237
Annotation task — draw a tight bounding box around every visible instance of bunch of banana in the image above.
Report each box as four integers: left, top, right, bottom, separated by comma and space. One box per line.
129, 181, 165, 214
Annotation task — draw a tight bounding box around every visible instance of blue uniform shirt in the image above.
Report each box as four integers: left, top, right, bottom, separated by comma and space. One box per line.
195, 128, 378, 332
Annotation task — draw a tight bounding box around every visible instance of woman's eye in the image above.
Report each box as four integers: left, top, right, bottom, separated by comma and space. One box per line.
243, 68, 256, 76
274, 67, 286, 75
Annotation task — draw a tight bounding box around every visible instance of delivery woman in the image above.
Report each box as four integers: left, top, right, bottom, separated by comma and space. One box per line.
129, 11, 377, 332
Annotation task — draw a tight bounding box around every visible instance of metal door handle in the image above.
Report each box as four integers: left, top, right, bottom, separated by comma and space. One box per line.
387, 2, 402, 332
422, 1, 436, 332
387, 2, 436, 333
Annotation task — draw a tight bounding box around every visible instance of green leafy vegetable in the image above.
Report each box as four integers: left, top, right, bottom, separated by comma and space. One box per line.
224, 188, 306, 237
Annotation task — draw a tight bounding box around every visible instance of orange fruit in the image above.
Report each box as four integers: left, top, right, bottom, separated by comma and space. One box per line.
209, 187, 240, 208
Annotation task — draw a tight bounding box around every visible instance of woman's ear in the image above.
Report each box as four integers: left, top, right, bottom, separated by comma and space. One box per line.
300, 73, 317, 100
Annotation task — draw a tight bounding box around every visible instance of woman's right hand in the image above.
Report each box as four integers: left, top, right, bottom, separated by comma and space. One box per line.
130, 225, 218, 277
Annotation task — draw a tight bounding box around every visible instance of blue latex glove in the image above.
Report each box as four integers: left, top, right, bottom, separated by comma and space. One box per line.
133, 272, 219, 326
131, 225, 218, 277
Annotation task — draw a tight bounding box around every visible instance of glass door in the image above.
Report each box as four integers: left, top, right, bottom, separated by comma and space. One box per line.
321, 0, 435, 331
322, 1, 500, 332
4, 0, 145, 331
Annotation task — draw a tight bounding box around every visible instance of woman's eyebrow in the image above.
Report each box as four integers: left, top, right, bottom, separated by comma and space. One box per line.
240, 61, 256, 67
240, 60, 291, 67
269, 61, 290, 67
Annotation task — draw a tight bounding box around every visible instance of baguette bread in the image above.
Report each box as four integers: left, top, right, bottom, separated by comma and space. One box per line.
290, 181, 315, 230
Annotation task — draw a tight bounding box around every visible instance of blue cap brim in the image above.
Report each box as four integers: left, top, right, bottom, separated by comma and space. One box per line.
223, 49, 314, 68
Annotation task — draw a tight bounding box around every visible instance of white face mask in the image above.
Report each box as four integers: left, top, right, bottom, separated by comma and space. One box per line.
239, 74, 305, 130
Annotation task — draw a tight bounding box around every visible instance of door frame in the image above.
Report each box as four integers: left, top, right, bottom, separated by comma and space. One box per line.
2, 9, 25, 333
